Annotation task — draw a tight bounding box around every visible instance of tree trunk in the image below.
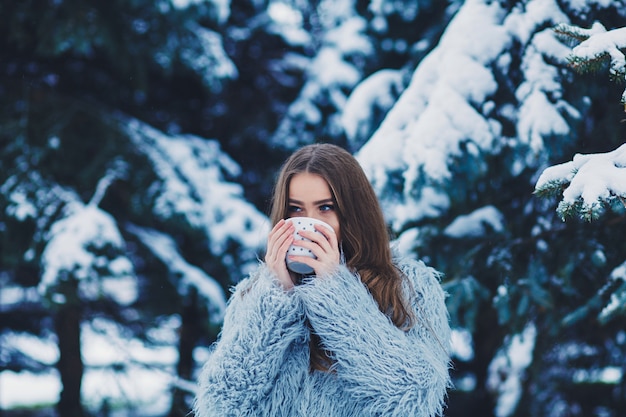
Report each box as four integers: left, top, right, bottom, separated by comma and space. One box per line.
55, 303, 85, 417
446, 304, 501, 417
169, 287, 200, 417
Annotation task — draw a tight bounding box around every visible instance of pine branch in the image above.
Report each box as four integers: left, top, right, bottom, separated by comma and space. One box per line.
598, 279, 626, 324
533, 179, 568, 199
553, 23, 590, 45
555, 22, 626, 84
567, 54, 610, 75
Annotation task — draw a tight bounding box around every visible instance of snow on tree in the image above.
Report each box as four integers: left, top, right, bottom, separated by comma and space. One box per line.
270, 0, 452, 151
357, 0, 577, 229
126, 224, 227, 321
1, 113, 271, 414
3, 0, 626, 416
266, 1, 312, 47
180, 24, 238, 91
40, 202, 136, 301
124, 117, 268, 266
535, 143, 626, 221
535, 22, 626, 221
486, 324, 536, 417
555, 22, 626, 102
352, 0, 626, 416
443, 205, 505, 238
22, 166, 137, 415
368, 0, 422, 25
269, 0, 376, 149
39, 168, 135, 306
341, 69, 405, 151
170, 0, 231, 26
0, 0, 277, 412
600, 261, 626, 322
534, 18, 626, 338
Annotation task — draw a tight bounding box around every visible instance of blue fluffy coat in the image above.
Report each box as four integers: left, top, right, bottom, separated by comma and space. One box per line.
194, 256, 451, 416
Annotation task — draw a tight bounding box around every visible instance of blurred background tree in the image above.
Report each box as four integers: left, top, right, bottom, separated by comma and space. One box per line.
1, 0, 625, 416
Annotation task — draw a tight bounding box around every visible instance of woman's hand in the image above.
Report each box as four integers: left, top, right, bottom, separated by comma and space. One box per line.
265, 219, 296, 290
289, 223, 340, 277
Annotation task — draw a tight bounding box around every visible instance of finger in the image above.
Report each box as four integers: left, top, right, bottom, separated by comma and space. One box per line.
288, 255, 336, 277
310, 225, 338, 251
314, 224, 337, 242
267, 220, 294, 260
269, 219, 290, 242
293, 238, 339, 266
298, 229, 336, 252
270, 219, 293, 243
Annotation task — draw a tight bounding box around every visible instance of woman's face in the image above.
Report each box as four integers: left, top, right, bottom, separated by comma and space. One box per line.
287, 172, 341, 241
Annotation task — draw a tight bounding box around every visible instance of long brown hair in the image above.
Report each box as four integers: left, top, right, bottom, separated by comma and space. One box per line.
269, 143, 414, 371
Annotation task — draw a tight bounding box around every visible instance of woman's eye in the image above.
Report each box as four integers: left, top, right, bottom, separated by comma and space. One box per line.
320, 204, 334, 212
288, 205, 302, 213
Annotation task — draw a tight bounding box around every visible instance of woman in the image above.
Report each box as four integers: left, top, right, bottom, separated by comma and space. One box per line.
194, 144, 451, 416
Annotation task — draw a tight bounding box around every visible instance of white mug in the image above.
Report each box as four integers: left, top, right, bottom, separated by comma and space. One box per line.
285, 217, 333, 275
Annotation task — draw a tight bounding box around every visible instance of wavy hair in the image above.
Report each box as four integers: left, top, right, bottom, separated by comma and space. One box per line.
269, 143, 414, 371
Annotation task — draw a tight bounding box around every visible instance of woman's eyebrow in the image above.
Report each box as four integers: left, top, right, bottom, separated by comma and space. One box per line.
289, 198, 334, 205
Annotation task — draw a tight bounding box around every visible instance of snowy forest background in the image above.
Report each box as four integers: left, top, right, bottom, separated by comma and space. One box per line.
1, 0, 625, 416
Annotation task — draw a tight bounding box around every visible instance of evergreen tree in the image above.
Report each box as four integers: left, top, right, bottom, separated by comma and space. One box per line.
356, 1, 626, 416
0, 0, 267, 415
269, 0, 456, 152
2, 0, 626, 416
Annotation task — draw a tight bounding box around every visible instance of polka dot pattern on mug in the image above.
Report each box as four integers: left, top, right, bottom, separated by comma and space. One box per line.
288, 220, 323, 257
285, 217, 333, 275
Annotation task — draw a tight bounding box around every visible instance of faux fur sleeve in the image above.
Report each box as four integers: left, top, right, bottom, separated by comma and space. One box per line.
193, 264, 307, 417
294, 259, 451, 417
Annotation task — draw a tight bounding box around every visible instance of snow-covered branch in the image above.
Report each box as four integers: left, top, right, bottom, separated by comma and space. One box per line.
39, 197, 136, 305
535, 21, 626, 221
535, 143, 626, 221
556, 22, 626, 101
126, 224, 227, 322
124, 117, 268, 257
